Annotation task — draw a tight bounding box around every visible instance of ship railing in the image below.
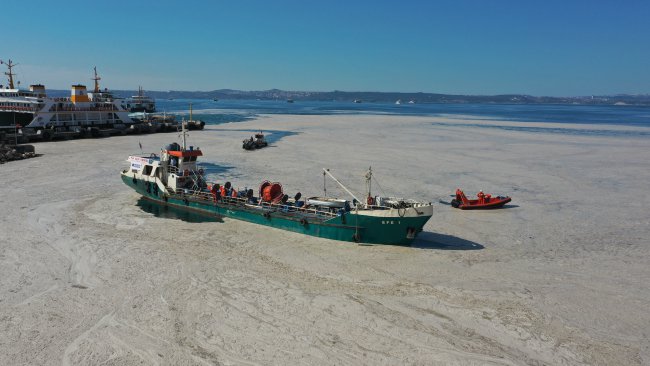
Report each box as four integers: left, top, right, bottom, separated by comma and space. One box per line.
253, 200, 338, 218
48, 105, 118, 112
0, 105, 39, 112
169, 187, 338, 218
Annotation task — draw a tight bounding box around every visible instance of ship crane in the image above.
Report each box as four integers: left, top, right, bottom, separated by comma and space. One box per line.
322, 168, 363, 205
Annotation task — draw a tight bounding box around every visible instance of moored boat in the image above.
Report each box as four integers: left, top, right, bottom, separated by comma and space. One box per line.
183, 103, 205, 130
1, 62, 136, 138
121, 128, 433, 245
124, 86, 156, 113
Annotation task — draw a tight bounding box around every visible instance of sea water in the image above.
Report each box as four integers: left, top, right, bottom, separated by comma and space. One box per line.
157, 99, 650, 136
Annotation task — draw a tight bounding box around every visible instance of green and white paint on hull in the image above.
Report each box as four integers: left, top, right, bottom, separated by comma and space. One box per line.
120, 128, 433, 245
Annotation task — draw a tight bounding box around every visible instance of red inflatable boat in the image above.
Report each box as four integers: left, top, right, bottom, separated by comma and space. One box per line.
451, 189, 511, 210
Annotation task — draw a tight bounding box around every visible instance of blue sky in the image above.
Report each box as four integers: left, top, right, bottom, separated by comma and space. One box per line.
3, 0, 649, 96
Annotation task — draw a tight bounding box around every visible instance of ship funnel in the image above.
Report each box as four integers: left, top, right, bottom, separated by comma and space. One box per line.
30, 84, 46, 97
71, 84, 89, 103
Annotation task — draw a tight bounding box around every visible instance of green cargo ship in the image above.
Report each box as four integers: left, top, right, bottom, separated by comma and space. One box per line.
120, 130, 433, 245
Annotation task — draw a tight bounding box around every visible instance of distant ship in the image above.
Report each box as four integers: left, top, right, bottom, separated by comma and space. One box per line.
181, 103, 205, 130
353, 99, 362, 103
408, 100, 415, 104
125, 86, 156, 113
121, 127, 433, 245
0, 61, 135, 137
286, 99, 294, 103
395, 99, 402, 105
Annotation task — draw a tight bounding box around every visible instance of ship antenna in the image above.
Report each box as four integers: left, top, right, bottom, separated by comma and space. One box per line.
1, 59, 18, 89
92, 66, 101, 93
189, 102, 193, 121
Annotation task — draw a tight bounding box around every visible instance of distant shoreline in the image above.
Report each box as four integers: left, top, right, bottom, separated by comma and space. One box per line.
39, 88, 650, 106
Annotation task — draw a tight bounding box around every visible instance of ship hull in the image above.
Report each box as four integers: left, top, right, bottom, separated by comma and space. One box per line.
129, 106, 156, 114
0, 111, 35, 128
121, 175, 430, 245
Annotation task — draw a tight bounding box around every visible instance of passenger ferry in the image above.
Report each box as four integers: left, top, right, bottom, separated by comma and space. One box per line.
121, 126, 434, 245
0, 61, 135, 138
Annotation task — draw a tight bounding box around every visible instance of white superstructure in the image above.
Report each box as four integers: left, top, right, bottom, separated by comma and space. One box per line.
0, 62, 134, 133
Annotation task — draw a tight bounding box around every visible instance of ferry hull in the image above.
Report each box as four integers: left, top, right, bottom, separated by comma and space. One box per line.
0, 111, 34, 128
121, 175, 430, 245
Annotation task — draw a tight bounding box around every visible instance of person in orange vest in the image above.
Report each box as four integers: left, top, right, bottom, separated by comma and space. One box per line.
211, 184, 220, 201
477, 190, 485, 205
220, 185, 227, 198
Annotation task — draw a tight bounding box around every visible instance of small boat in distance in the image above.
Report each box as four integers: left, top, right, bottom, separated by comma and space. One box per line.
451, 189, 511, 209
243, 131, 268, 150
182, 103, 205, 130
213, 98, 218, 102
287, 99, 294, 103
353, 99, 362, 103
395, 99, 402, 105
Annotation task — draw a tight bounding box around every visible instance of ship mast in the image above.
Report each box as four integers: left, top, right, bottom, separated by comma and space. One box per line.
92, 66, 101, 93
365, 166, 372, 200
180, 117, 188, 150
1, 59, 18, 89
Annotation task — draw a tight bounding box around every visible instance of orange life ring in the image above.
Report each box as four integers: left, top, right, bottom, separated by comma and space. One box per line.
366, 196, 374, 205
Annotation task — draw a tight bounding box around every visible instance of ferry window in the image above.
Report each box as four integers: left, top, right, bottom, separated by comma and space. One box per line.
144, 165, 153, 175
190, 156, 197, 161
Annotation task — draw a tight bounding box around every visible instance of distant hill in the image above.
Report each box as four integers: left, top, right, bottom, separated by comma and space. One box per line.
43, 88, 650, 106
